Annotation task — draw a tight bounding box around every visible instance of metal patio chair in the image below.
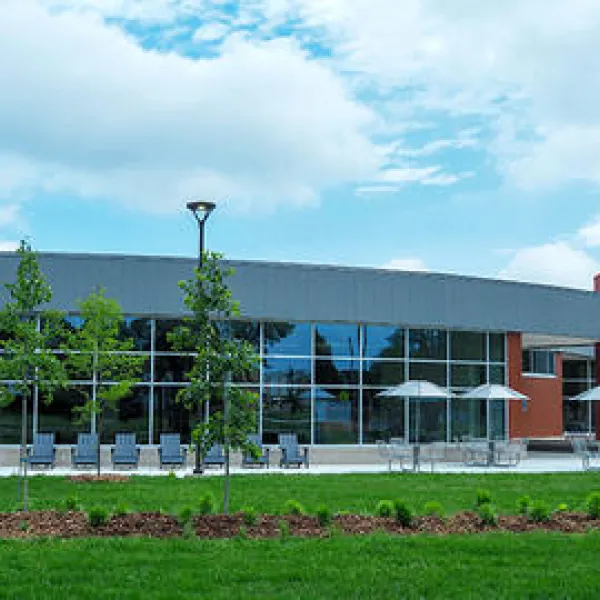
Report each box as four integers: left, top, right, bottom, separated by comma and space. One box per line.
27, 433, 56, 469
71, 433, 99, 468
242, 434, 270, 468
158, 433, 187, 468
279, 433, 309, 468
202, 443, 225, 468
111, 433, 140, 468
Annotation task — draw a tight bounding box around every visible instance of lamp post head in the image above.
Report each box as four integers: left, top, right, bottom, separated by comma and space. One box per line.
186, 200, 216, 221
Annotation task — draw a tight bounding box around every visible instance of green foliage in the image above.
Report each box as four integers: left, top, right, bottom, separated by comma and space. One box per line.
182, 521, 196, 540
586, 492, 600, 519
237, 524, 249, 540
393, 499, 413, 527
476, 503, 498, 526
555, 503, 569, 513
19, 520, 29, 532
277, 519, 290, 541
167, 471, 177, 480
316, 505, 333, 527
516, 495, 532, 516
423, 501, 445, 518
241, 507, 258, 527
198, 493, 216, 515
178, 506, 195, 525
284, 499, 306, 516
64, 495, 81, 512
475, 489, 492, 507
87, 506, 110, 528
113, 502, 130, 517
375, 500, 394, 518
529, 500, 550, 523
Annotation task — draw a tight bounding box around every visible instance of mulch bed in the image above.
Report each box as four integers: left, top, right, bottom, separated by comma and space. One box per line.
67, 475, 131, 483
0, 511, 599, 539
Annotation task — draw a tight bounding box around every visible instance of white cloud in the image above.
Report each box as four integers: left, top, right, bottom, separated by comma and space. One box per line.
0, 1, 380, 213
381, 257, 429, 272
497, 242, 599, 289
0, 241, 20, 252
579, 215, 600, 248
192, 22, 230, 42
0, 204, 21, 229
377, 166, 471, 187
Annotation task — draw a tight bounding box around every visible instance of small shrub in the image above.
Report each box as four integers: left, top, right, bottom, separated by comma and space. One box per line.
88, 506, 110, 528
167, 471, 177, 480
64, 495, 80, 512
182, 521, 196, 540
19, 520, 29, 532
241, 507, 258, 527
198, 493, 216, 515
393, 499, 413, 527
529, 500, 550, 523
113, 502, 130, 517
178, 506, 195, 525
284, 499, 306, 516
316, 505, 333, 527
278, 518, 290, 541
475, 489, 492, 507
423, 501, 444, 518
476, 503, 498, 526
516, 495, 531, 516
586, 492, 600, 519
555, 503, 569, 513
237, 525, 249, 540
375, 500, 395, 518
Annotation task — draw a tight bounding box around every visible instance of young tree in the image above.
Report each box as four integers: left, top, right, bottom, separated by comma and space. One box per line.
0, 240, 66, 511
65, 288, 145, 476
170, 251, 260, 513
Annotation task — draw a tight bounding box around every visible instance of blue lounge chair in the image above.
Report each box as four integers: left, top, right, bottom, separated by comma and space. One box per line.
202, 443, 225, 468
111, 433, 140, 468
242, 434, 270, 468
27, 433, 56, 468
72, 433, 99, 467
158, 433, 187, 468
279, 433, 309, 468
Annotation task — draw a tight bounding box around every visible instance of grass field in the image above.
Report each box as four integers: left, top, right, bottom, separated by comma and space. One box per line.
1, 533, 600, 599
2, 471, 600, 514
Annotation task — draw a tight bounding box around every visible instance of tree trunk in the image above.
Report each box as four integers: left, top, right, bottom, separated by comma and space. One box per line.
20, 386, 29, 512
223, 373, 231, 515
97, 410, 102, 477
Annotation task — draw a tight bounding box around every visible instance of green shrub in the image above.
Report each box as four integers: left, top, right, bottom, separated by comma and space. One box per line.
237, 525, 249, 540
178, 506, 195, 525
475, 489, 492, 507
88, 506, 110, 528
241, 507, 258, 527
113, 502, 130, 517
284, 499, 306, 516
423, 501, 444, 518
476, 503, 498, 526
375, 500, 394, 518
316, 505, 333, 527
555, 503, 569, 513
516, 495, 531, 516
19, 520, 29, 532
529, 500, 550, 523
64, 495, 80, 512
167, 471, 177, 480
198, 493, 216, 515
586, 492, 600, 519
278, 519, 290, 541
393, 499, 413, 527
182, 521, 196, 540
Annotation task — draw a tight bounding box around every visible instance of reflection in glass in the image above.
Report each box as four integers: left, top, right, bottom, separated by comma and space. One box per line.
563, 380, 589, 398
451, 364, 486, 388
315, 324, 359, 357
155, 355, 194, 383
0, 386, 31, 444
314, 387, 358, 444
363, 326, 404, 359
215, 320, 261, 352
451, 331, 486, 361
409, 399, 446, 443
102, 386, 149, 443
263, 322, 311, 356
489, 365, 505, 385
564, 399, 596, 433
261, 386, 310, 444
155, 319, 186, 351
263, 358, 311, 386
451, 398, 486, 441
489, 333, 505, 362
315, 359, 359, 386
408, 362, 447, 386
120, 318, 151, 351
153, 386, 193, 444
362, 389, 404, 443
563, 359, 588, 380
363, 360, 405, 387
409, 329, 447, 360
38, 386, 89, 444
489, 399, 506, 440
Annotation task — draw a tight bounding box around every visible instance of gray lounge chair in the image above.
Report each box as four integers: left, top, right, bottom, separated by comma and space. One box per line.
72, 433, 99, 467
242, 434, 270, 468
111, 433, 140, 468
27, 433, 56, 468
202, 443, 225, 468
158, 433, 187, 468
279, 433, 309, 468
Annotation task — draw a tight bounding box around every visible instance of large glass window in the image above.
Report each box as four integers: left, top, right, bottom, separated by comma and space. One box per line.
451, 364, 486, 388
263, 358, 311, 386
408, 362, 447, 386
451, 398, 486, 441
409, 329, 447, 360
155, 355, 194, 383
153, 386, 193, 444
363, 326, 404, 359
314, 387, 359, 444
38, 386, 89, 444
101, 386, 149, 443
315, 359, 359, 386
363, 360, 405, 387
263, 322, 311, 356
362, 389, 404, 443
409, 399, 446, 443
489, 333, 505, 362
0, 387, 29, 444
451, 331, 486, 361
315, 324, 360, 357
522, 350, 555, 375
563, 359, 588, 380
489, 365, 505, 385
119, 318, 151, 351
261, 386, 311, 444
155, 319, 186, 352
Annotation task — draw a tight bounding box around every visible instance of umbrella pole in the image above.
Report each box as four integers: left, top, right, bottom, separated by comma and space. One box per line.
486, 398, 490, 441
589, 400, 593, 438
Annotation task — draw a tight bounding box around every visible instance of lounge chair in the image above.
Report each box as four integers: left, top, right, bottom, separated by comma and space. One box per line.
158, 433, 187, 468
279, 433, 309, 468
242, 434, 270, 468
111, 433, 140, 468
71, 433, 99, 467
27, 433, 56, 468
202, 443, 225, 468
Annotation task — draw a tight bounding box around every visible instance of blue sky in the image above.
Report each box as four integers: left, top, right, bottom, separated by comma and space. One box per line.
2, 1, 600, 289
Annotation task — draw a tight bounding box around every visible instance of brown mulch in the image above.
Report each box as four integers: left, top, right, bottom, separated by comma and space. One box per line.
67, 475, 130, 483
1, 511, 599, 539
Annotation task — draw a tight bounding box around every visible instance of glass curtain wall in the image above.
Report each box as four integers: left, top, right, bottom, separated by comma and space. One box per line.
563, 354, 596, 434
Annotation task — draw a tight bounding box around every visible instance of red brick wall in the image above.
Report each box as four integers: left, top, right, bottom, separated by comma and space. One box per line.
507, 332, 563, 438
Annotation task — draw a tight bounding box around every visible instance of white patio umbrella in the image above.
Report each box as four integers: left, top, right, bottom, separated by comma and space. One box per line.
461, 384, 529, 440
571, 386, 600, 436
377, 380, 453, 443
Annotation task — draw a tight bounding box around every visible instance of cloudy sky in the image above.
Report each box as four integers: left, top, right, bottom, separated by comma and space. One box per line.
2, 0, 600, 289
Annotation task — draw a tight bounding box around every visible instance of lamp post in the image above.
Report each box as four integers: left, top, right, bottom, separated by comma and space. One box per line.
186, 200, 216, 475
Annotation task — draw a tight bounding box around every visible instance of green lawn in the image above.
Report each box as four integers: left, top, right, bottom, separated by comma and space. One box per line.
2, 471, 600, 514
1, 533, 599, 599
